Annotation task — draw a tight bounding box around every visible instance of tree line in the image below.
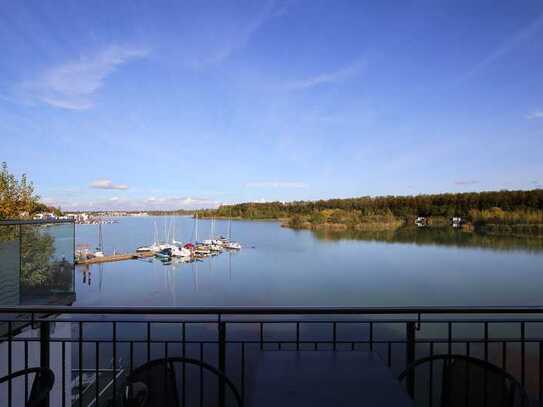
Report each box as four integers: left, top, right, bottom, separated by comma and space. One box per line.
199, 189, 543, 226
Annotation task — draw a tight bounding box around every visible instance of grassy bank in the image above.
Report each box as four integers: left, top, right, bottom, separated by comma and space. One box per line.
282, 210, 404, 232
469, 208, 543, 238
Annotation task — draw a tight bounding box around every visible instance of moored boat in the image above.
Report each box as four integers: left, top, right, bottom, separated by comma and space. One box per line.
224, 241, 241, 250
154, 248, 172, 260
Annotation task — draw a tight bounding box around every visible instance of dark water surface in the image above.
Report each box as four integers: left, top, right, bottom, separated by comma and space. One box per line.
74, 216, 543, 307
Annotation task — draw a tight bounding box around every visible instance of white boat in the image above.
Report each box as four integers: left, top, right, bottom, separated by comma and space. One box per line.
224, 216, 241, 250
136, 246, 153, 252
194, 244, 211, 256
205, 218, 224, 251
94, 221, 105, 257
142, 222, 162, 252
171, 245, 192, 258
203, 239, 223, 247
167, 220, 191, 257
224, 241, 241, 250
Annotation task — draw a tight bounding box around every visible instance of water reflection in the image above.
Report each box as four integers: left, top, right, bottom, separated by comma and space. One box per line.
312, 226, 543, 252
0, 222, 75, 306
76, 250, 243, 306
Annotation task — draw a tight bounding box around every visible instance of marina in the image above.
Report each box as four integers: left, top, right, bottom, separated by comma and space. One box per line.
76, 216, 242, 266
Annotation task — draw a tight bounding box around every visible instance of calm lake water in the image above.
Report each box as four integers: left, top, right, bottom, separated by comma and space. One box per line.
73, 216, 543, 307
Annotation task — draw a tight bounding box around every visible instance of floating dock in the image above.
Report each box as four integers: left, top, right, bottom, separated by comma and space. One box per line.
76, 251, 153, 265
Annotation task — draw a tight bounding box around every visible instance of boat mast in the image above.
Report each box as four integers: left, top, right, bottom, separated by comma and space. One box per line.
211, 217, 215, 240
195, 213, 199, 242
228, 208, 232, 240
98, 218, 104, 252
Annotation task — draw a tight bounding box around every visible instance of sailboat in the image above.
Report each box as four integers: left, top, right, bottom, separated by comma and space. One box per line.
169, 218, 192, 258
137, 220, 162, 252
193, 214, 211, 256
203, 217, 223, 252
223, 216, 241, 250
94, 220, 105, 257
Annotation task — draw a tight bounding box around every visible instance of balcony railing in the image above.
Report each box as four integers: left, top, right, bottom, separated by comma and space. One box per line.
1, 306, 543, 406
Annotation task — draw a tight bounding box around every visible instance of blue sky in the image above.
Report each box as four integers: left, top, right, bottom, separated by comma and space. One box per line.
1, 0, 542, 210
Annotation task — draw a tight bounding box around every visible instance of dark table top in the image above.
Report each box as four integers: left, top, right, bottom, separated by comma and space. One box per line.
246, 350, 413, 407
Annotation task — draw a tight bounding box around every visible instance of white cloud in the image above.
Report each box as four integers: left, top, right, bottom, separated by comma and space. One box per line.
245, 181, 308, 189
285, 60, 365, 90
526, 110, 543, 119
90, 179, 129, 190
19, 45, 148, 110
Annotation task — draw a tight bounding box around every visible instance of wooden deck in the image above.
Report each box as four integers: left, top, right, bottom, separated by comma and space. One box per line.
76, 251, 154, 265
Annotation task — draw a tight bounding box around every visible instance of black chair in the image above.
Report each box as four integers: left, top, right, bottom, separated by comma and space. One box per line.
123, 357, 243, 407
398, 354, 529, 407
0, 367, 55, 407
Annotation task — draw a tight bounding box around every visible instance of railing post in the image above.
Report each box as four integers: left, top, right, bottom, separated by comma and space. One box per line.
218, 319, 226, 407
40, 320, 50, 407
406, 321, 416, 399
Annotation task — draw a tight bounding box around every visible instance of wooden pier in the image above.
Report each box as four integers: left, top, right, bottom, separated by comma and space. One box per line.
76, 251, 154, 265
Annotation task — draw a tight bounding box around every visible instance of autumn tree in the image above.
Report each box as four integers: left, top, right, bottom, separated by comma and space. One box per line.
0, 162, 41, 219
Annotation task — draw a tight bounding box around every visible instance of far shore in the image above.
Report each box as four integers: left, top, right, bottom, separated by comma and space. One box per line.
199, 214, 543, 239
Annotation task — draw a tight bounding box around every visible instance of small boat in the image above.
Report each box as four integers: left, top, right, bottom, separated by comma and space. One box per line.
194, 244, 211, 256
223, 215, 241, 250
94, 222, 105, 257
208, 243, 223, 252
205, 218, 224, 252
171, 245, 192, 258
136, 246, 153, 252
154, 248, 172, 260
224, 241, 241, 250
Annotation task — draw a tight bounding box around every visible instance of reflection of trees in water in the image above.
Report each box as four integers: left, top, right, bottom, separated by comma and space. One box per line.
0, 225, 73, 297
313, 226, 543, 253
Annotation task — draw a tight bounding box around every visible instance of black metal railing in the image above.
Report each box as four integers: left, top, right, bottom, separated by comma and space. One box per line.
2, 306, 543, 406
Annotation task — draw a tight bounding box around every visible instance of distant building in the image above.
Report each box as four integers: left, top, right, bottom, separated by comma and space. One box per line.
33, 212, 57, 220
65, 213, 91, 223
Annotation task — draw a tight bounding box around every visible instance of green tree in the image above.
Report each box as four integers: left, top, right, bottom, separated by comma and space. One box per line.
288, 214, 304, 228
0, 162, 41, 219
